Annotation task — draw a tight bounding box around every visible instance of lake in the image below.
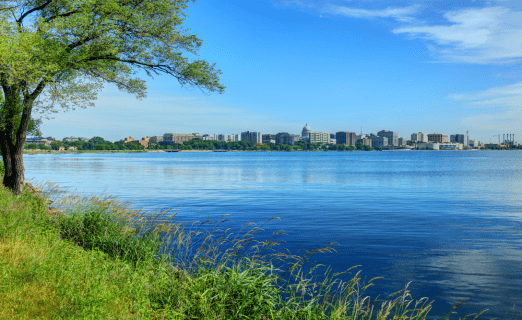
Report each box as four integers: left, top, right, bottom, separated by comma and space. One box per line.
24, 150, 522, 318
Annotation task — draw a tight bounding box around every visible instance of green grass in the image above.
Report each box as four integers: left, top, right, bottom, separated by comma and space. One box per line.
0, 174, 489, 319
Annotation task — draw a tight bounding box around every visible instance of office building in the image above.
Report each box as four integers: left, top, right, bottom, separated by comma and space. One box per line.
262, 134, 276, 144
428, 134, 449, 143
450, 134, 468, 146
377, 130, 398, 146
368, 134, 388, 148
336, 132, 357, 146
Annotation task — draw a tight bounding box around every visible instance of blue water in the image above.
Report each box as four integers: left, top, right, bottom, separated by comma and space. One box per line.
24, 151, 522, 318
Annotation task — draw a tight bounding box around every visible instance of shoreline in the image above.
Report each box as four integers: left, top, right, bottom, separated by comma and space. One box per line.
22, 148, 493, 155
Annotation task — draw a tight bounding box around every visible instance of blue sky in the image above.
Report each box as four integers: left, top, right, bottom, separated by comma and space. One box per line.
41, 0, 522, 143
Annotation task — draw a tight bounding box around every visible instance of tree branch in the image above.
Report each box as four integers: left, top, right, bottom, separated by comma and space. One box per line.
16, 0, 52, 26
45, 9, 80, 23
67, 34, 99, 51
84, 55, 171, 72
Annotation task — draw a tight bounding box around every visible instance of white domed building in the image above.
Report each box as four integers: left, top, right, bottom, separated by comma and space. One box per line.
301, 123, 312, 142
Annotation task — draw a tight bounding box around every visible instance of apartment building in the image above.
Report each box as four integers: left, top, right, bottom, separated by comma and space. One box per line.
241, 131, 262, 144
309, 132, 330, 144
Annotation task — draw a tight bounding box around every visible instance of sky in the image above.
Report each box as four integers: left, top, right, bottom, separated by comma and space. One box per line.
40, 0, 522, 143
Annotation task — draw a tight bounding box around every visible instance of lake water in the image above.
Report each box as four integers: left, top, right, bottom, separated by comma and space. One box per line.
24, 151, 522, 318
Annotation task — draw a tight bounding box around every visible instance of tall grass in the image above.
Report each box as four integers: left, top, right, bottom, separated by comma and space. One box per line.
0, 179, 489, 319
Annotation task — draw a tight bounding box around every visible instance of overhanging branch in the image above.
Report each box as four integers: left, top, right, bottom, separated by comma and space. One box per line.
16, 0, 52, 26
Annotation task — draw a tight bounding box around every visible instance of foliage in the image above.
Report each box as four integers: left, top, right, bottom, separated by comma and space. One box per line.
0, 0, 224, 193
0, 179, 494, 319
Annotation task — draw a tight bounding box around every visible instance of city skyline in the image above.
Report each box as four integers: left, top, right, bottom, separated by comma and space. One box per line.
39, 0, 522, 143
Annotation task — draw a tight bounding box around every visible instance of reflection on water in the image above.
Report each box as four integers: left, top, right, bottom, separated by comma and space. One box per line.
24, 151, 522, 318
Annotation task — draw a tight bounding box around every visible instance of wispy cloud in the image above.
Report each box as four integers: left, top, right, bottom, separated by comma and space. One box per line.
451, 82, 522, 132
323, 4, 420, 22
393, 6, 522, 64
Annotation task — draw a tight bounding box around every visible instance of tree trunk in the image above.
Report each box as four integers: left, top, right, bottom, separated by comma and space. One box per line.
1, 148, 24, 195
0, 90, 33, 195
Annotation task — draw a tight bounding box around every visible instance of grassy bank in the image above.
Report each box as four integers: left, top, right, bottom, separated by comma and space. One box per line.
0, 175, 485, 318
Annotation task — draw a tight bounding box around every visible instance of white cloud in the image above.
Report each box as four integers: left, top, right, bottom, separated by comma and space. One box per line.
450, 82, 522, 132
393, 6, 522, 64
324, 4, 420, 21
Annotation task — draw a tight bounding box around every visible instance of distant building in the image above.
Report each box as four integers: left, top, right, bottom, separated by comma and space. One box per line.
262, 134, 276, 144
275, 132, 299, 145
450, 134, 468, 146
357, 138, 372, 147
62, 136, 88, 143
301, 123, 312, 142
309, 132, 330, 144
26, 137, 53, 146
335, 132, 356, 146
428, 134, 449, 143
163, 133, 197, 144
440, 143, 463, 150
123, 136, 134, 143
368, 134, 388, 148
377, 130, 398, 146
241, 131, 262, 144
418, 142, 440, 150
398, 137, 406, 146
149, 136, 164, 143
411, 132, 428, 143
134, 139, 149, 148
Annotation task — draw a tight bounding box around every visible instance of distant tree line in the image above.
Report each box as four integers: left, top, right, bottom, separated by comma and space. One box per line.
481, 144, 522, 150
148, 139, 375, 151
24, 137, 379, 152
25, 137, 145, 151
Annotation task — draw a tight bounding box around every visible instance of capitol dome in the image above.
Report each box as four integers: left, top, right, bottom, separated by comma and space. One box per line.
301, 123, 312, 142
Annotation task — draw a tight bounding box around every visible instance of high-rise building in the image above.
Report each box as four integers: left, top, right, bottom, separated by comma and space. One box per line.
411, 132, 428, 143
335, 132, 357, 146
241, 131, 262, 144
377, 130, 398, 146
450, 134, 468, 146
428, 134, 449, 143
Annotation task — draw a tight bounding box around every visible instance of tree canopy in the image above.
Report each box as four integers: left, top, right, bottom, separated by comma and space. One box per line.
0, 0, 224, 193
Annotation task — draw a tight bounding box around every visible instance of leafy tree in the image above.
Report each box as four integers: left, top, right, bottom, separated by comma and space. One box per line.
0, 0, 224, 194
24, 143, 38, 150
50, 140, 63, 150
